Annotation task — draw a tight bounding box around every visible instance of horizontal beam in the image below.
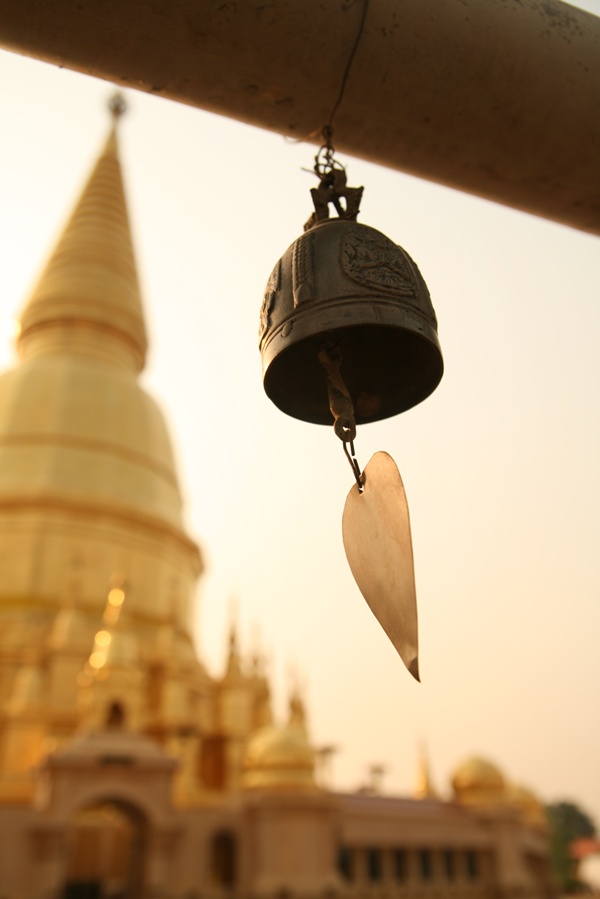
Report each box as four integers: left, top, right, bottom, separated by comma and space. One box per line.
1, 0, 599, 234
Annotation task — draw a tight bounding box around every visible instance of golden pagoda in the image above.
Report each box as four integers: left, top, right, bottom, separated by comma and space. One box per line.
0, 99, 206, 797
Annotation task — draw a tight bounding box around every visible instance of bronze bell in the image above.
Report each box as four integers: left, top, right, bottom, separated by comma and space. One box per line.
259, 163, 443, 426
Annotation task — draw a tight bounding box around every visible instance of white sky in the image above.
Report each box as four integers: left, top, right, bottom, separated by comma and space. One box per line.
0, 16, 599, 828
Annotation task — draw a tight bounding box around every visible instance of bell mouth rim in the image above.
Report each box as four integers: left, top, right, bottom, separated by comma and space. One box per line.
262, 312, 443, 427
260, 294, 441, 370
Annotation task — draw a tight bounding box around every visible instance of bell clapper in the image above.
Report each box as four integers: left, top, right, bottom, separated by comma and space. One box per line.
317, 336, 364, 494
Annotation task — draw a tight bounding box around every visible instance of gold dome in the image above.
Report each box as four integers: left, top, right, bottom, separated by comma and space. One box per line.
451, 756, 507, 805
242, 723, 316, 792
508, 783, 549, 830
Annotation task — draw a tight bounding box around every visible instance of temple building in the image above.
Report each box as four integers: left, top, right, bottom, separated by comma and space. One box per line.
0, 103, 557, 899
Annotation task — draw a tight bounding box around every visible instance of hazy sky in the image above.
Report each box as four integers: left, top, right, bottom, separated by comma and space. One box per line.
0, 18, 599, 829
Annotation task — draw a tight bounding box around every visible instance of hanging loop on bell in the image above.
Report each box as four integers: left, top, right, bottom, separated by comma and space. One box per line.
318, 336, 364, 492
313, 126, 339, 179
306, 128, 364, 230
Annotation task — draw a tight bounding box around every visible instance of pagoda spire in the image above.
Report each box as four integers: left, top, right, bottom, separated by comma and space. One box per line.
414, 741, 438, 799
288, 684, 308, 739
224, 619, 243, 680
18, 94, 148, 372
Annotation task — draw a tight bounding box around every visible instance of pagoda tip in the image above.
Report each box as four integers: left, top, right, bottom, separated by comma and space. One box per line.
108, 92, 127, 121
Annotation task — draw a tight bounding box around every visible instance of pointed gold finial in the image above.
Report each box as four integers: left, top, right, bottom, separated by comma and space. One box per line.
223, 600, 243, 679
108, 92, 127, 121
249, 621, 262, 672
104, 575, 127, 627
84, 576, 135, 674
414, 740, 438, 799
287, 670, 310, 739
18, 97, 148, 372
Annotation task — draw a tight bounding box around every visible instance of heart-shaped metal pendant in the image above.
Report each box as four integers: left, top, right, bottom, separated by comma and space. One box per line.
342, 451, 419, 681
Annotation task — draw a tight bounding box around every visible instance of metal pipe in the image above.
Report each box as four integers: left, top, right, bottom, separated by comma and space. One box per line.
1, 0, 598, 234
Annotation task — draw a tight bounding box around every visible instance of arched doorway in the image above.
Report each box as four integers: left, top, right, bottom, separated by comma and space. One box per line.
63, 799, 147, 899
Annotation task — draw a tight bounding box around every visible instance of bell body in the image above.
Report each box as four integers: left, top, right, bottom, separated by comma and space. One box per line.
259, 218, 443, 425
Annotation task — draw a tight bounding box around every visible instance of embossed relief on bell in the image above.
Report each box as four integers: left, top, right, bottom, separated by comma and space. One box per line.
292, 231, 316, 307
342, 229, 417, 297
402, 251, 438, 330
258, 260, 281, 344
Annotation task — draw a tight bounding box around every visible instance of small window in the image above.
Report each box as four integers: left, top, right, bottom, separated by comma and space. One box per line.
366, 848, 382, 882
443, 850, 456, 880
337, 847, 354, 881
466, 850, 479, 880
64, 885, 101, 899
419, 849, 433, 880
394, 849, 407, 882
211, 830, 237, 887
201, 736, 226, 790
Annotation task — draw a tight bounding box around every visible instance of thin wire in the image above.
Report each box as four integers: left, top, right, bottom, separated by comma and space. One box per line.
285, 0, 370, 147
327, 0, 370, 133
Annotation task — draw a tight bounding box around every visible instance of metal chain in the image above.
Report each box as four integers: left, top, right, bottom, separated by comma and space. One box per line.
318, 337, 364, 492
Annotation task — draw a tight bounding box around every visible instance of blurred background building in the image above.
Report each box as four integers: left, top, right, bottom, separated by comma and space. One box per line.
0, 106, 558, 899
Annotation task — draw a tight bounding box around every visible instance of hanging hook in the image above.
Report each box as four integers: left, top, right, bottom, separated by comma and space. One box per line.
305, 126, 363, 230
314, 126, 344, 179
344, 438, 364, 493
